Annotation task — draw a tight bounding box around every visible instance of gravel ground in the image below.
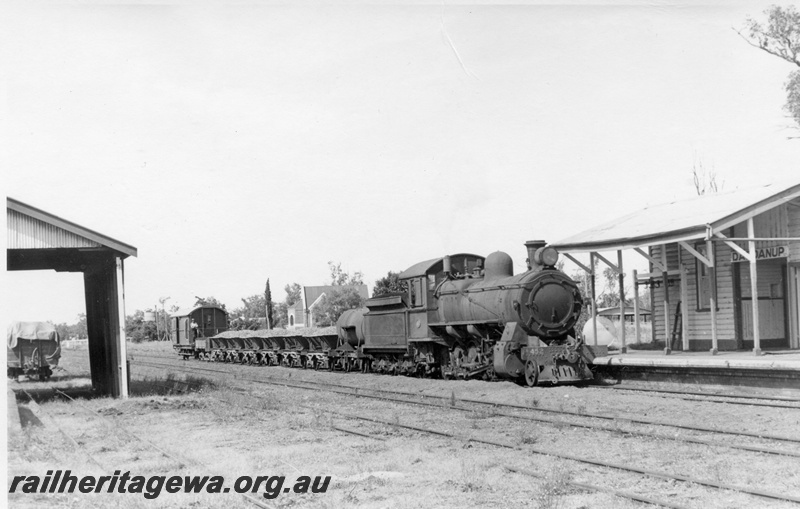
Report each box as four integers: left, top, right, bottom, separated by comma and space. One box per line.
7, 341, 800, 509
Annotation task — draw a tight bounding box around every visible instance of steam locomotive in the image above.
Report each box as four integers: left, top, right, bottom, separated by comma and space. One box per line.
175, 241, 606, 386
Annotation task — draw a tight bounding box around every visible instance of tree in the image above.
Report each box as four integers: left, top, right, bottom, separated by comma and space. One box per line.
284, 283, 302, 306
228, 294, 267, 330
125, 309, 158, 343
193, 296, 226, 310
328, 261, 363, 286
691, 157, 722, 196
372, 271, 405, 297
272, 302, 288, 329
312, 287, 366, 327
739, 5, 800, 131
265, 279, 274, 329
54, 314, 88, 340
267, 283, 301, 329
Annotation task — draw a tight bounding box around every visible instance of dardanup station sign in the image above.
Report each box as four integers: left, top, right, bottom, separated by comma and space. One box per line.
730, 245, 789, 263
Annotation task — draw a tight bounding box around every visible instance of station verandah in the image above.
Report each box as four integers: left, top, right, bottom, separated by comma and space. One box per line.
549, 181, 800, 357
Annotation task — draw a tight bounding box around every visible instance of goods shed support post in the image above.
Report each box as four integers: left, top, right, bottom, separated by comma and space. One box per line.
83, 255, 129, 398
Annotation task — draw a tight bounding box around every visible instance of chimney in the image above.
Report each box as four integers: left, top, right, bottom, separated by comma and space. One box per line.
525, 240, 547, 270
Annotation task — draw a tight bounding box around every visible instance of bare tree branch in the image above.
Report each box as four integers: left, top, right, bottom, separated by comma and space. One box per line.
733, 27, 800, 67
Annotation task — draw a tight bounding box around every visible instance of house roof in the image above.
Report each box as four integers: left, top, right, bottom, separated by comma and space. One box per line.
551, 180, 800, 253
7, 197, 138, 258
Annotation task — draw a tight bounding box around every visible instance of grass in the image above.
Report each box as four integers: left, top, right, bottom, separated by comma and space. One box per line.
532, 462, 573, 509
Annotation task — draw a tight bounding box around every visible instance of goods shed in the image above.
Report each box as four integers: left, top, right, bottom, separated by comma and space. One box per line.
7, 197, 137, 397
550, 181, 800, 356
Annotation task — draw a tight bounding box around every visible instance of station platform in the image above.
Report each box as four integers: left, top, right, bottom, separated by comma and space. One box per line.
593, 349, 800, 371
590, 349, 800, 391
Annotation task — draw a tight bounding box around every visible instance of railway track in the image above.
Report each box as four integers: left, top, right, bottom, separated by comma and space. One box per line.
131, 356, 800, 453
132, 351, 800, 410
129, 355, 800, 507
595, 384, 800, 409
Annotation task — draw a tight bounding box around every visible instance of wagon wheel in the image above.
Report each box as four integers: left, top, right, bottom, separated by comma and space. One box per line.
27, 347, 41, 371
524, 359, 539, 388
344, 359, 352, 372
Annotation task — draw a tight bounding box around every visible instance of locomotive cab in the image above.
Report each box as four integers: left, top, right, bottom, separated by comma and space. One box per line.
358, 253, 485, 375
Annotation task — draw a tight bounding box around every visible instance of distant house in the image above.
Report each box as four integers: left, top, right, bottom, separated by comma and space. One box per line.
286, 284, 369, 328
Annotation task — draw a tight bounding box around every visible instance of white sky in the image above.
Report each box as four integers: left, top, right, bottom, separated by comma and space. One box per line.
3, 0, 799, 324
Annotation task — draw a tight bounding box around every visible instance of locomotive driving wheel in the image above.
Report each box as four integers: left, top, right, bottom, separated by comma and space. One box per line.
465, 341, 480, 367
524, 359, 539, 387
452, 346, 465, 368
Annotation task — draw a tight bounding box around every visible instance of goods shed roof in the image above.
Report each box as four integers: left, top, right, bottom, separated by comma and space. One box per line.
550, 180, 800, 253
7, 197, 137, 271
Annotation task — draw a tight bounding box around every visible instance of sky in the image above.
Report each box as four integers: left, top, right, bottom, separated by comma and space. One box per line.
2, 0, 799, 325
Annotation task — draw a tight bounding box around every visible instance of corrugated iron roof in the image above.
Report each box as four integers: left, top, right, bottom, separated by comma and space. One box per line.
551, 180, 800, 253
7, 197, 137, 257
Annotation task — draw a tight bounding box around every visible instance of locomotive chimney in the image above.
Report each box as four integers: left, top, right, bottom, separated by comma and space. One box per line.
525, 240, 547, 270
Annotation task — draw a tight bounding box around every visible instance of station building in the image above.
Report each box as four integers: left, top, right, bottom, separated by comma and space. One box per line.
551, 181, 800, 355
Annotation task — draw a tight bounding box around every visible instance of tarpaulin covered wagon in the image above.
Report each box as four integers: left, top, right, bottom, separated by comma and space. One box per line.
7, 321, 61, 380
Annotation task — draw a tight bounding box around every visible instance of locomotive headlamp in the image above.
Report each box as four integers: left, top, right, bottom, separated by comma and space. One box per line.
534, 246, 560, 267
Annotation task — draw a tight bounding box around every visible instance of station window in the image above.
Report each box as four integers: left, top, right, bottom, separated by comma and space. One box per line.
695, 242, 717, 311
